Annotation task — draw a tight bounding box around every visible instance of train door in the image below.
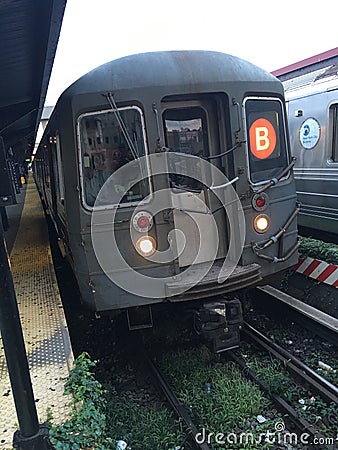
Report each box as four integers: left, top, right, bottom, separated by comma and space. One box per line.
162, 98, 227, 267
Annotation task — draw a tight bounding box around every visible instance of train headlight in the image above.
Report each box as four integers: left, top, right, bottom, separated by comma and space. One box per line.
254, 214, 270, 233
132, 211, 153, 232
136, 236, 156, 257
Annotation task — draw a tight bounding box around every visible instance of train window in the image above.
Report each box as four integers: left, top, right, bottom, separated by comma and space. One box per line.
245, 98, 289, 184
78, 106, 150, 208
43, 146, 50, 188
163, 107, 208, 191
331, 105, 338, 163
55, 134, 65, 202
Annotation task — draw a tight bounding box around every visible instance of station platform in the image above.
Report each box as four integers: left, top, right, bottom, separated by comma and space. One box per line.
0, 177, 73, 448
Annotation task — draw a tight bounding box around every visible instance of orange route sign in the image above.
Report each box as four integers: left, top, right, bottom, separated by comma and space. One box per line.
249, 118, 276, 159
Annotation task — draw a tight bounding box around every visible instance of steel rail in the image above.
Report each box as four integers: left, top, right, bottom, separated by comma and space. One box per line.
243, 322, 338, 406
226, 350, 321, 439
257, 285, 338, 334
143, 352, 211, 450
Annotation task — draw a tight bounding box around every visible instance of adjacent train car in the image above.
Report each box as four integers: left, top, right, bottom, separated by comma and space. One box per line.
274, 48, 338, 236
33, 51, 299, 346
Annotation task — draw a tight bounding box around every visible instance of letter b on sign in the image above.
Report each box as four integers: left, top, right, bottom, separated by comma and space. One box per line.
249, 118, 276, 159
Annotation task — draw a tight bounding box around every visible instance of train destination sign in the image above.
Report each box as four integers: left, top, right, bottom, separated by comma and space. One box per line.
249, 118, 277, 159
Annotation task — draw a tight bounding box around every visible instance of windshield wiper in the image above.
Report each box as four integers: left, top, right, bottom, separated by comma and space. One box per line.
104, 92, 138, 159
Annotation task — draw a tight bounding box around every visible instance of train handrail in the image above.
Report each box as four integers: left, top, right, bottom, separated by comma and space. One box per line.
210, 176, 239, 191
251, 204, 300, 263
253, 204, 300, 251
255, 157, 297, 194
252, 241, 300, 263
207, 141, 244, 160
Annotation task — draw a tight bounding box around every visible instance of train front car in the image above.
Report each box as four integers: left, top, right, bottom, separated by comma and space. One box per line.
38, 51, 299, 350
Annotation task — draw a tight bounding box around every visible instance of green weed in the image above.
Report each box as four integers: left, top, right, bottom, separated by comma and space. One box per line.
48, 352, 184, 450
48, 352, 112, 449
298, 237, 338, 264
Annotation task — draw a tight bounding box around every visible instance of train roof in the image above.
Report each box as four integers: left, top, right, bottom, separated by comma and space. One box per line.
272, 47, 338, 100
59, 50, 280, 100
283, 62, 338, 100
272, 47, 338, 80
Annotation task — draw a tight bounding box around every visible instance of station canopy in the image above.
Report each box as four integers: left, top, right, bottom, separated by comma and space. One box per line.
0, 0, 66, 163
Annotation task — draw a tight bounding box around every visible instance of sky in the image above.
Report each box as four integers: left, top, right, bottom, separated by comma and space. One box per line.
45, 0, 337, 106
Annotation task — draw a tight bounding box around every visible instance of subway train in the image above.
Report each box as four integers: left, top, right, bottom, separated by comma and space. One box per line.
33, 51, 299, 349
281, 62, 338, 237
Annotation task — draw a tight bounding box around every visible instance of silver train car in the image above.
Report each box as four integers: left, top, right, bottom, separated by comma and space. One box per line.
33, 51, 299, 339
276, 50, 338, 236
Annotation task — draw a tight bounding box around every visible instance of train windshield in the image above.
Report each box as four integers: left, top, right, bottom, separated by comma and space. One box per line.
78, 106, 150, 208
245, 98, 289, 184
163, 107, 208, 191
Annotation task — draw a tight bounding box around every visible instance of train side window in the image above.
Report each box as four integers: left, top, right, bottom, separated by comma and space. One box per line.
331, 105, 338, 163
78, 106, 150, 208
245, 97, 289, 185
55, 134, 65, 202
43, 145, 50, 188
163, 107, 208, 191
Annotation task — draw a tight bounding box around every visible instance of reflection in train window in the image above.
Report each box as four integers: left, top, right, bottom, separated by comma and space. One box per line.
78, 106, 150, 207
163, 107, 208, 192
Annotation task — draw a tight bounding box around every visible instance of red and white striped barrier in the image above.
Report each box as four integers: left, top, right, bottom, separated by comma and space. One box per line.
294, 256, 338, 287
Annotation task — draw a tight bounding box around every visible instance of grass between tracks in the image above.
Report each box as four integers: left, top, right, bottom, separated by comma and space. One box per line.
157, 346, 285, 450
157, 346, 269, 430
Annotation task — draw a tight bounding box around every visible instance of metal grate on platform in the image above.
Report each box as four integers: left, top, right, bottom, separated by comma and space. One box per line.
0, 177, 73, 448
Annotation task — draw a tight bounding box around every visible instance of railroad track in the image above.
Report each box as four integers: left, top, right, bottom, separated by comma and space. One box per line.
142, 328, 338, 449
242, 321, 338, 406
235, 322, 338, 442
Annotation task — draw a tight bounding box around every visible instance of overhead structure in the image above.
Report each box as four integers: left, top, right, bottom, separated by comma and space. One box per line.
272, 47, 338, 81
0, 0, 67, 164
